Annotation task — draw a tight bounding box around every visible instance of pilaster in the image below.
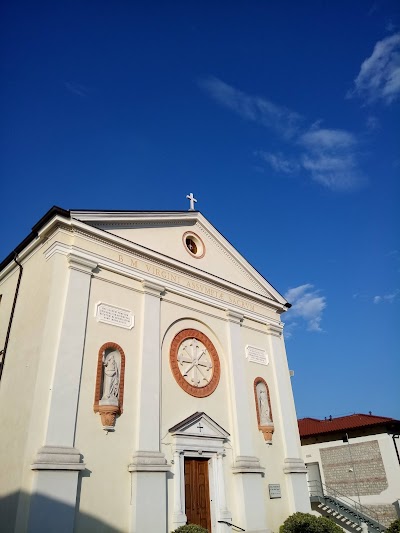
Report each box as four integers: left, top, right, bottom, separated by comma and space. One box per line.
28, 253, 97, 533
133, 280, 165, 451
266, 322, 310, 513
225, 310, 257, 460
172, 451, 187, 528
225, 310, 266, 533
128, 280, 169, 533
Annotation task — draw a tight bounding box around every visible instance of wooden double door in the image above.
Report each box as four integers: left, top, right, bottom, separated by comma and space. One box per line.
184, 458, 212, 532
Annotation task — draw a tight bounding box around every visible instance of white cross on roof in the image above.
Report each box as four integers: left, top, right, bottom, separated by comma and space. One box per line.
186, 192, 197, 211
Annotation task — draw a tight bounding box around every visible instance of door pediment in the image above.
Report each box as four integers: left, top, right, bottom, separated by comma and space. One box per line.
169, 412, 229, 440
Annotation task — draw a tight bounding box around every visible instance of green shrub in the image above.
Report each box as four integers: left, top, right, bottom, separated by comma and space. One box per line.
280, 512, 343, 533
386, 519, 400, 533
171, 525, 209, 533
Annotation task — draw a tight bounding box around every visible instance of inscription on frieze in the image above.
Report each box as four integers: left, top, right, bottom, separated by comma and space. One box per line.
246, 345, 268, 365
95, 302, 134, 329
115, 252, 268, 315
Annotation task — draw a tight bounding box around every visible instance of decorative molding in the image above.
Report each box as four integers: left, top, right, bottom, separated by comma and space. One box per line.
93, 342, 126, 430
70, 220, 284, 309
66, 252, 97, 274
254, 377, 275, 444
226, 310, 244, 324
44, 241, 287, 321
128, 451, 170, 472
170, 330, 221, 398
283, 457, 307, 474
232, 455, 265, 474
196, 224, 271, 297
70, 209, 275, 301
141, 280, 165, 297
266, 323, 284, 337
98, 404, 119, 430
169, 411, 230, 439
31, 446, 85, 471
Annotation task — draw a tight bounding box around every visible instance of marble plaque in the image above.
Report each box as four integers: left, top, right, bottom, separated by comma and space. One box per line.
95, 302, 134, 329
268, 484, 281, 499
245, 345, 268, 366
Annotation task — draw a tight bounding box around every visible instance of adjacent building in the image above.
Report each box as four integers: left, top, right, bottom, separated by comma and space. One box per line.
299, 413, 400, 529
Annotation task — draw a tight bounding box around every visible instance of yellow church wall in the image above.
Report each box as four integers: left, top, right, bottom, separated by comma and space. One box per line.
0, 247, 70, 532
240, 318, 296, 532
74, 273, 143, 532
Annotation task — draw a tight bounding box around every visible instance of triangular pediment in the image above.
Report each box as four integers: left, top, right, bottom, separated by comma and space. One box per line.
169, 412, 230, 439
70, 210, 288, 307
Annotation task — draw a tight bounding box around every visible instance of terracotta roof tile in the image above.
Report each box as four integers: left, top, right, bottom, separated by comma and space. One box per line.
298, 413, 399, 437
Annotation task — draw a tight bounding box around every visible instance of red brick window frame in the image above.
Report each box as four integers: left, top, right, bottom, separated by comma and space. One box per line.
254, 377, 273, 427
170, 329, 220, 398
93, 342, 126, 414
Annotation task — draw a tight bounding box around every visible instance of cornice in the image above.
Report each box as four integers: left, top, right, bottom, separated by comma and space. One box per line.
44, 241, 286, 326
68, 223, 287, 312
196, 223, 269, 297
71, 211, 199, 224
71, 212, 287, 306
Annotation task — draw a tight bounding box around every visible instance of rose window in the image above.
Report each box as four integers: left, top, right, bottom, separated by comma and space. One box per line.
170, 329, 220, 397
178, 338, 213, 387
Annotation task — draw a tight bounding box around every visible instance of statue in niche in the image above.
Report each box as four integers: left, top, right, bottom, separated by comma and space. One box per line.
94, 342, 125, 432
255, 378, 274, 443
101, 350, 120, 405
258, 387, 272, 425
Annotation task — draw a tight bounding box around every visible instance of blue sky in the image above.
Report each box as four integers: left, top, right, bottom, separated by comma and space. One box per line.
1, 1, 399, 419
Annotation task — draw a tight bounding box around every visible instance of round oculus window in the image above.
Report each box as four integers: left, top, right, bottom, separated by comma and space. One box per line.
170, 329, 220, 397
182, 231, 205, 258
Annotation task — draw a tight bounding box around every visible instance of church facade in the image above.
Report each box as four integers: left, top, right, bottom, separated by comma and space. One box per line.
0, 205, 310, 533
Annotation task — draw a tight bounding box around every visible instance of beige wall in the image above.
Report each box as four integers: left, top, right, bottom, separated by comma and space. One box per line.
0, 242, 70, 531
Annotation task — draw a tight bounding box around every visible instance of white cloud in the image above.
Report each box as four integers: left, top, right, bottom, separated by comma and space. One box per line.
299, 127, 364, 191
199, 77, 302, 139
373, 289, 400, 304
348, 32, 400, 104
285, 284, 326, 332
261, 126, 363, 191
257, 151, 300, 173
200, 77, 365, 191
301, 152, 362, 191
299, 128, 356, 150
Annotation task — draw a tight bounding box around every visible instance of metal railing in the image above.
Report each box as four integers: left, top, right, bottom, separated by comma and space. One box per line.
218, 520, 245, 531
307, 480, 385, 531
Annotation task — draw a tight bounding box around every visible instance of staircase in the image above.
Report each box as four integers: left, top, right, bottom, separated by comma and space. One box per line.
307, 481, 387, 533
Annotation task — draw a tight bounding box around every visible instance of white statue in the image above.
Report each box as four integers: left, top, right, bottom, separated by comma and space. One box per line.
258, 387, 272, 425
101, 351, 120, 402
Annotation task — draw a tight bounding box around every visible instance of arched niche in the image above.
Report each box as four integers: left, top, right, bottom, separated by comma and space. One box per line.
93, 342, 126, 431
254, 377, 274, 443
